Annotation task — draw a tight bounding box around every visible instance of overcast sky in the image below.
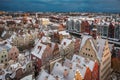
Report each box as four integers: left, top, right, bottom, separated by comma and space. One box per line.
0, 0, 120, 12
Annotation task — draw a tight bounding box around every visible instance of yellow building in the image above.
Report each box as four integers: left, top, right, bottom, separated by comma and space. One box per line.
40, 18, 50, 26
74, 70, 83, 80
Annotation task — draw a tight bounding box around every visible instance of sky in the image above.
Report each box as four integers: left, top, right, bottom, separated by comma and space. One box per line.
0, 0, 120, 12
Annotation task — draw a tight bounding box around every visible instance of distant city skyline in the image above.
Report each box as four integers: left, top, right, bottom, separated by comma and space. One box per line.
0, 0, 120, 13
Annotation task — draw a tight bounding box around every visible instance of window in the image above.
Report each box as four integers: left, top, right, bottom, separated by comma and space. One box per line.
86, 48, 87, 50
1, 56, 3, 58
89, 49, 90, 51
91, 55, 93, 57
1, 60, 3, 63
4, 55, 6, 57
5, 59, 7, 61
83, 53, 85, 55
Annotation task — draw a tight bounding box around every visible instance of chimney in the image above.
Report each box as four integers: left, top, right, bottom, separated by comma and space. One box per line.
55, 76, 59, 80
91, 28, 97, 39
63, 69, 69, 78
63, 42, 66, 45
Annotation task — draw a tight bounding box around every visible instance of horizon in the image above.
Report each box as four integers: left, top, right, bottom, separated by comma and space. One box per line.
0, 0, 120, 13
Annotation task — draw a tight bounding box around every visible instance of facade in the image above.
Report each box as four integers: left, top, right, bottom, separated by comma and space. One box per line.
92, 61, 99, 80
79, 35, 111, 80
50, 31, 60, 43
8, 46, 19, 61
74, 70, 83, 80
81, 21, 90, 34
108, 23, 115, 38
51, 54, 96, 80
0, 48, 8, 65
40, 18, 50, 26
74, 38, 81, 55
66, 18, 81, 32
114, 24, 120, 40
51, 43, 60, 59
12, 30, 38, 47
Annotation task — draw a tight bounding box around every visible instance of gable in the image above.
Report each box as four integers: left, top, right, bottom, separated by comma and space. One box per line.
80, 39, 97, 60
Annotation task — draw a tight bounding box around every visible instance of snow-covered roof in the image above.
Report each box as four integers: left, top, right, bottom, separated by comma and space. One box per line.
7, 32, 16, 42
1, 31, 6, 37
31, 40, 47, 59
10, 63, 22, 69
14, 20, 21, 24
20, 75, 33, 80
59, 31, 70, 35
0, 42, 12, 52
18, 54, 25, 61
72, 54, 95, 71
61, 38, 72, 49
40, 36, 51, 43
51, 62, 68, 80
97, 38, 106, 61
80, 35, 92, 50
37, 70, 55, 80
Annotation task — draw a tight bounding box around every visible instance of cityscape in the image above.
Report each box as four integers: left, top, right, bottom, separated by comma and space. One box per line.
0, 0, 120, 80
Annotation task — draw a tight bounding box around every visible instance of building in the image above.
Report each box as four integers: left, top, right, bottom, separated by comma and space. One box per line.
108, 23, 115, 38
59, 31, 70, 43
74, 38, 81, 55
66, 18, 81, 32
12, 30, 38, 47
60, 38, 74, 59
51, 54, 97, 80
40, 18, 50, 26
50, 42, 60, 59
79, 35, 111, 80
31, 40, 52, 71
81, 21, 90, 34
37, 70, 56, 80
8, 46, 19, 61
0, 48, 8, 65
114, 24, 120, 40
96, 22, 109, 38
